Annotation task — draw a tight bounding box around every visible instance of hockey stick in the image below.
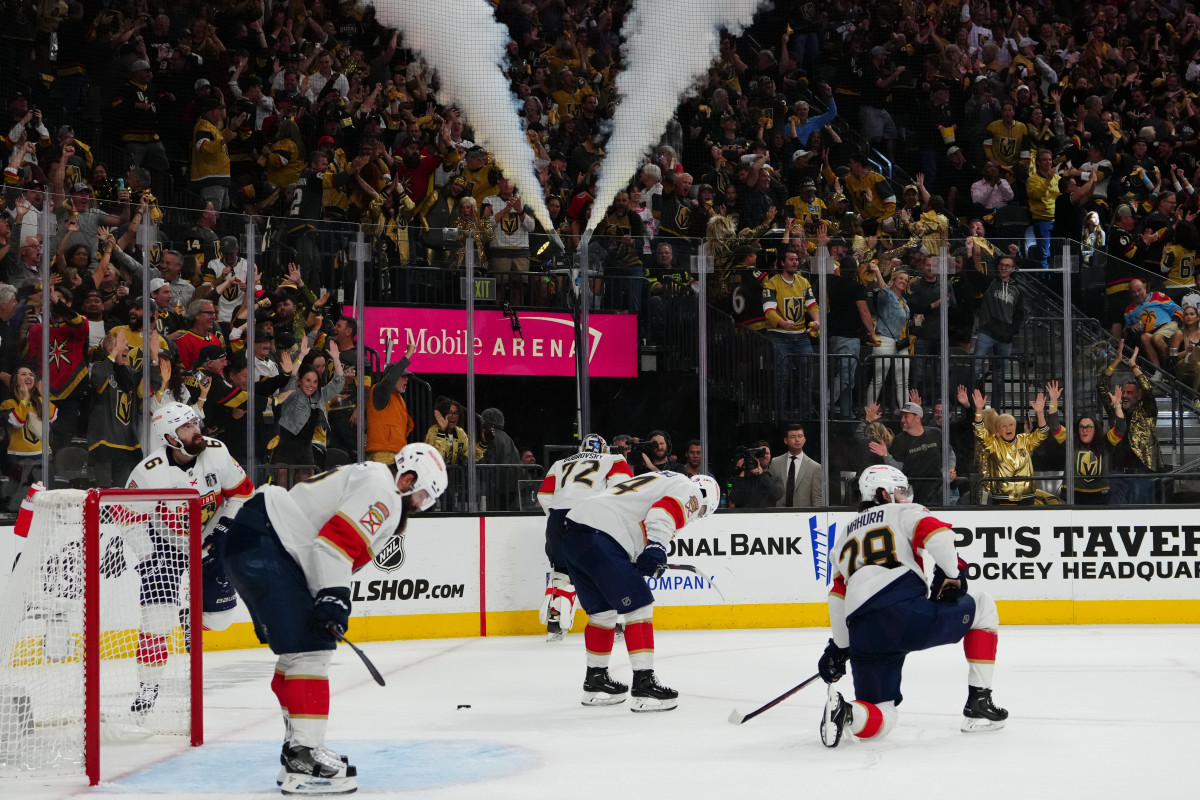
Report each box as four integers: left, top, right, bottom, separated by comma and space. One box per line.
664, 563, 726, 601
728, 672, 822, 725
326, 624, 386, 686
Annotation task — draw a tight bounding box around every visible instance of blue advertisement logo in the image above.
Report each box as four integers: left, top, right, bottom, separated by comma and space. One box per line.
809, 516, 835, 585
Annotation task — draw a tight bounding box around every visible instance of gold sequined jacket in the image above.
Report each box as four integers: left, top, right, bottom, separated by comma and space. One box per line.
973, 423, 1048, 501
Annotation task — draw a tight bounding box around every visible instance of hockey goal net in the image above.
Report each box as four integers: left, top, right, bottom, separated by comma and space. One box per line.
0, 488, 203, 784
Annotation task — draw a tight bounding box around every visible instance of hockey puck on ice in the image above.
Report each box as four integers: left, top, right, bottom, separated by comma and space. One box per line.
457, 704, 471, 709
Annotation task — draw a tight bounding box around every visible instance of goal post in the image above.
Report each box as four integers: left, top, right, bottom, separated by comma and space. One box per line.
0, 487, 203, 785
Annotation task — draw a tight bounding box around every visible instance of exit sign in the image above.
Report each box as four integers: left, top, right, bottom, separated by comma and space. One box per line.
459, 277, 496, 302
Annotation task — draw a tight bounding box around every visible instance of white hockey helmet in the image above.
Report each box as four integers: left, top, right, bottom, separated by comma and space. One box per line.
151, 402, 200, 450
858, 464, 913, 504
394, 442, 448, 512
580, 433, 606, 454
691, 474, 721, 518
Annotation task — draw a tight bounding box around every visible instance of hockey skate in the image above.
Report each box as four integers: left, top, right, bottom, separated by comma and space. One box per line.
961, 686, 1008, 732
546, 610, 564, 642
130, 682, 159, 717
630, 669, 678, 712
820, 684, 853, 747
581, 666, 628, 706
279, 743, 357, 796
278, 744, 350, 787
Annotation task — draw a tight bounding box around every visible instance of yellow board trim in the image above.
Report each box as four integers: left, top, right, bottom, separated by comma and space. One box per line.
199, 600, 1200, 651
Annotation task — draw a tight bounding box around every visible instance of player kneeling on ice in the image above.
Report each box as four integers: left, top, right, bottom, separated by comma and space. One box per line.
561, 471, 719, 712
124, 402, 255, 716
818, 465, 1006, 747
536, 433, 633, 641
216, 443, 447, 796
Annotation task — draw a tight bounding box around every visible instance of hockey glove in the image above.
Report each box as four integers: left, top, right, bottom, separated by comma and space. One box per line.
207, 517, 234, 558
818, 638, 851, 683
636, 542, 668, 578
313, 587, 352, 637
931, 557, 970, 602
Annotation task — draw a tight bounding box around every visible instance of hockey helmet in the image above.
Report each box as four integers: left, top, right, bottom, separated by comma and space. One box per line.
580, 433, 606, 454
151, 402, 200, 450
691, 474, 721, 518
858, 464, 912, 504
394, 442, 448, 512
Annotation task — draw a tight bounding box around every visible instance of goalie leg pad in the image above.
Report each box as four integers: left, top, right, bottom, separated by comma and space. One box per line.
540, 570, 576, 624
551, 588, 579, 630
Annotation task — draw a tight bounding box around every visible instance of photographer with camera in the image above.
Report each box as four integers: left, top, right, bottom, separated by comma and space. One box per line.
630, 429, 681, 475
727, 440, 783, 509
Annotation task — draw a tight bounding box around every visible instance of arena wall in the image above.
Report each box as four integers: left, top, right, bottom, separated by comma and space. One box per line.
4, 507, 1198, 652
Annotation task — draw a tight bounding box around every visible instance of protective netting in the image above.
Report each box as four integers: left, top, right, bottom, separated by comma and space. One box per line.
0, 490, 198, 779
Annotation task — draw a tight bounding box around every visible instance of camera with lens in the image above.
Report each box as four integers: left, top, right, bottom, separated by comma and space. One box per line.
628, 439, 658, 456
732, 445, 767, 471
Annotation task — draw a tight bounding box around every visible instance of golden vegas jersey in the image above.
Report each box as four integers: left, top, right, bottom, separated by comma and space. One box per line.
260, 462, 407, 596
785, 195, 827, 230
537, 452, 634, 511
1161, 243, 1195, 289
843, 171, 895, 220
983, 120, 1029, 171
126, 438, 254, 538
761, 272, 818, 333
829, 502, 957, 633
565, 470, 704, 560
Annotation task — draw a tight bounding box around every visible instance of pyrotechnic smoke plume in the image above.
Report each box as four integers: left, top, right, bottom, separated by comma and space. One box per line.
586, 0, 771, 234
374, 0, 554, 234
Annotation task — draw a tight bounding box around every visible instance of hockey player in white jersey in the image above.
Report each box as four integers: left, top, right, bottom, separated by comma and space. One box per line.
536, 434, 633, 641
561, 470, 720, 712
818, 464, 1006, 746
123, 402, 255, 715
216, 443, 446, 796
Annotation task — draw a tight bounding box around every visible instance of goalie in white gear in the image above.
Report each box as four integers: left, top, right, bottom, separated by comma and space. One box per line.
216, 442, 446, 796
536, 434, 632, 641
123, 402, 255, 715
561, 471, 717, 712
818, 464, 1006, 748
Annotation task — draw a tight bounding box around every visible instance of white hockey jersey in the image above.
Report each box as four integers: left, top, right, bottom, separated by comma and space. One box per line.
827, 501, 958, 647
565, 470, 704, 560
259, 462, 406, 596
126, 438, 255, 539
203, 257, 259, 323
537, 452, 633, 512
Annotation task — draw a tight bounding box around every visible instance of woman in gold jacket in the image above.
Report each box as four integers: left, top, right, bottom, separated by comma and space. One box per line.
970, 387, 1049, 504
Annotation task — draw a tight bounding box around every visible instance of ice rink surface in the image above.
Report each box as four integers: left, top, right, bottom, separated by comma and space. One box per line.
12, 624, 1200, 799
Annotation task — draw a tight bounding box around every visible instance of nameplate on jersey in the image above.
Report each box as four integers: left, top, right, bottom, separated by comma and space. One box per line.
459, 277, 496, 302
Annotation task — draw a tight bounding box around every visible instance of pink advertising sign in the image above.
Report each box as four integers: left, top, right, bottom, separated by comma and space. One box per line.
359, 307, 638, 377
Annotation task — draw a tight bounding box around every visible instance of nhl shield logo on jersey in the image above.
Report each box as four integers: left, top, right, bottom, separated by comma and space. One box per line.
373, 533, 406, 573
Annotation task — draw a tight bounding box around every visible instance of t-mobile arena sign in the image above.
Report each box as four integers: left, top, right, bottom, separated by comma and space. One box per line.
361, 307, 638, 377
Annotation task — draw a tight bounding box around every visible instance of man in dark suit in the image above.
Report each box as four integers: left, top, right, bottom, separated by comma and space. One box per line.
769, 423, 823, 507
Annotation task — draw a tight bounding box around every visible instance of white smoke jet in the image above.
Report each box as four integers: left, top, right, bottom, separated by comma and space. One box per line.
374, 0, 555, 239
587, 0, 771, 234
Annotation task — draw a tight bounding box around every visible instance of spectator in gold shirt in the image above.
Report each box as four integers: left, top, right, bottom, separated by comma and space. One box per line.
971, 388, 1049, 504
